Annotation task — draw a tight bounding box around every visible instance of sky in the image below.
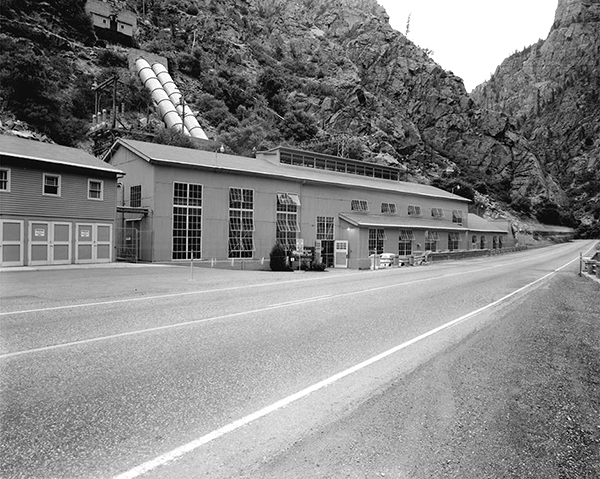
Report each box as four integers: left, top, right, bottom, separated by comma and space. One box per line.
377, 0, 558, 92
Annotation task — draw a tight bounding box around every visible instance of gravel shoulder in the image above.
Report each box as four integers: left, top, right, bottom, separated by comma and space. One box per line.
249, 271, 600, 478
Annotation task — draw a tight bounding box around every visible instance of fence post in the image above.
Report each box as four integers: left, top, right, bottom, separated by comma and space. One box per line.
190, 254, 194, 280
579, 252, 582, 276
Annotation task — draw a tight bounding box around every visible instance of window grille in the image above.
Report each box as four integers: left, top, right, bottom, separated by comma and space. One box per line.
130, 185, 141, 207
276, 193, 300, 249
452, 210, 463, 224
448, 232, 460, 251
431, 207, 444, 218
351, 199, 369, 212
43, 174, 60, 196
368, 228, 385, 254
425, 230, 438, 252
316, 216, 334, 240
172, 182, 202, 259
381, 202, 397, 214
0, 168, 10, 191
408, 205, 421, 216
229, 188, 254, 258
88, 180, 103, 200
277, 192, 301, 206
398, 230, 413, 256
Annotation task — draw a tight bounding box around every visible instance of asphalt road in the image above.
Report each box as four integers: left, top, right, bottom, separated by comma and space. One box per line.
0, 240, 597, 478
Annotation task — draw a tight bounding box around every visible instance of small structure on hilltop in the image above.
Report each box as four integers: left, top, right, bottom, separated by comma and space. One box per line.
85, 0, 137, 46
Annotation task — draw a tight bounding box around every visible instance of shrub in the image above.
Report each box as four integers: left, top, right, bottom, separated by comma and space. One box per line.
97, 49, 128, 68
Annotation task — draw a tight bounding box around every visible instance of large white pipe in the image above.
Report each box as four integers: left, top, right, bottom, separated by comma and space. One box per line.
135, 58, 189, 135
151, 62, 208, 140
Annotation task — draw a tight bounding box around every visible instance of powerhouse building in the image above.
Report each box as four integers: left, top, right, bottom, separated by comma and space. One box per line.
104, 139, 510, 269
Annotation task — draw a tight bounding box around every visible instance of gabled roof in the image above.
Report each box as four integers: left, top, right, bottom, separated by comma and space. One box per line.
467, 214, 509, 233
106, 138, 469, 202
0, 135, 124, 175
340, 212, 468, 231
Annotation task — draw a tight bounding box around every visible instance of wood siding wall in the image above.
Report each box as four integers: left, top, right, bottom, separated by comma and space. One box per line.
0, 157, 118, 221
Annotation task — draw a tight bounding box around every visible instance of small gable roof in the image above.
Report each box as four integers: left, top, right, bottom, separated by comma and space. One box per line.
0, 135, 123, 175
106, 138, 469, 203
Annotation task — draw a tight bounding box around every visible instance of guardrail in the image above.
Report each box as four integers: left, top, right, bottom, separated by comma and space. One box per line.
580, 250, 600, 279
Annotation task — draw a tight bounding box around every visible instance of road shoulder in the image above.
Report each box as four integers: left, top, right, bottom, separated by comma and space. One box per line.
249, 272, 600, 479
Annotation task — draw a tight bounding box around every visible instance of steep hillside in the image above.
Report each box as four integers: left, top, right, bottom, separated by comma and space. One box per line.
0, 0, 595, 236
472, 0, 600, 237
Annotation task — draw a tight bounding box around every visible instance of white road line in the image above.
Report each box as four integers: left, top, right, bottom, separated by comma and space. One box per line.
0, 252, 544, 317
0, 294, 330, 359
2, 246, 588, 359
0, 270, 467, 359
113, 257, 578, 479
0, 272, 368, 317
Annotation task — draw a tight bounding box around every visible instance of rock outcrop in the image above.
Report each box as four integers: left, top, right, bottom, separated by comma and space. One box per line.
472, 0, 600, 230
1, 0, 596, 234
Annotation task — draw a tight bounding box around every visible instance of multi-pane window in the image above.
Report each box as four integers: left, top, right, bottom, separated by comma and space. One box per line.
498, 236, 504, 249
172, 182, 202, 260
351, 199, 369, 212
88, 179, 103, 200
448, 232, 460, 251
492, 236, 498, 249
480, 235, 487, 249
408, 205, 421, 216
425, 230, 439, 251
130, 185, 141, 207
452, 210, 463, 224
0, 168, 10, 192
471, 235, 478, 249
381, 202, 397, 214
276, 192, 300, 250
229, 187, 254, 258
368, 228, 386, 254
431, 207, 444, 218
276, 192, 301, 207
316, 216, 334, 240
43, 174, 61, 196
398, 230, 414, 256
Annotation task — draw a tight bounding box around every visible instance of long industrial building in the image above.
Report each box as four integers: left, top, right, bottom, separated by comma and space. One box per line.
104, 139, 511, 269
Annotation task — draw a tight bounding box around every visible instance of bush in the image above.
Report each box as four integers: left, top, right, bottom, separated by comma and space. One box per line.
153, 128, 198, 149
97, 49, 128, 68
269, 243, 290, 271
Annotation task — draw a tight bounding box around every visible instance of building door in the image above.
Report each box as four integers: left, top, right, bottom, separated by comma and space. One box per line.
334, 240, 348, 268
76, 223, 113, 264
0, 220, 24, 267
51, 223, 72, 264
28, 222, 72, 266
321, 240, 334, 267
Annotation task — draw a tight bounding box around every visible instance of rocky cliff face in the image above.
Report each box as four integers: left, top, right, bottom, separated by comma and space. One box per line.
143, 0, 564, 215
1, 0, 596, 234
472, 0, 600, 233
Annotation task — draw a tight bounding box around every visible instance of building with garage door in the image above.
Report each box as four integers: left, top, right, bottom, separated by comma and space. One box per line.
0, 135, 123, 267
104, 139, 511, 269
